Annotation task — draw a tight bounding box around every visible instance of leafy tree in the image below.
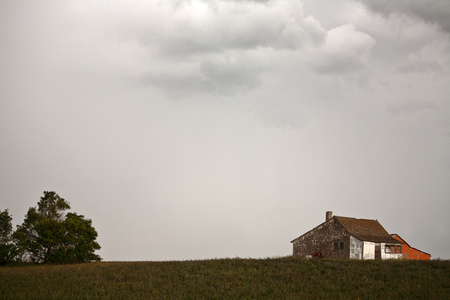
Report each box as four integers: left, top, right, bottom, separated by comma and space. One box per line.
36, 191, 70, 221
0, 209, 17, 265
59, 213, 101, 263
14, 191, 101, 264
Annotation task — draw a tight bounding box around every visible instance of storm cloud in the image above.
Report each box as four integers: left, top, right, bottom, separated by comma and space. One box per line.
359, 0, 450, 34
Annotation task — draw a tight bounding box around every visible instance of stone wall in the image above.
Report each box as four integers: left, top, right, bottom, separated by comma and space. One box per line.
292, 217, 350, 259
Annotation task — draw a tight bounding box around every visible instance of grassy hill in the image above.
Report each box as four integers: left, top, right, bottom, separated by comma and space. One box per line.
1, 257, 449, 299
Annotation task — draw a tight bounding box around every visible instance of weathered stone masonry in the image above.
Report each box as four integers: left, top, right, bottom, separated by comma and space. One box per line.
292, 217, 350, 259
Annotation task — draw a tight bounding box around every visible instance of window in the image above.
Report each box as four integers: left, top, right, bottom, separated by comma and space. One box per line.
385, 244, 402, 254
334, 242, 344, 251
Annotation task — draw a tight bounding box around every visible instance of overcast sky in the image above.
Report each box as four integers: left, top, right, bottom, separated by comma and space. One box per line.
1, 0, 449, 261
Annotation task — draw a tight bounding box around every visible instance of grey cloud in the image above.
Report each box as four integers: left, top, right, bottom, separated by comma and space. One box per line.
136, 49, 268, 98
117, 0, 320, 55
308, 24, 376, 74
74, 0, 328, 96
122, 1, 379, 92
7, 0, 378, 98
199, 59, 263, 95
359, 0, 450, 34
396, 58, 444, 76
140, 60, 263, 98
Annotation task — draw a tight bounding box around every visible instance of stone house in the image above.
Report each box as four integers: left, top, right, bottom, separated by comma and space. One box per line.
291, 211, 403, 260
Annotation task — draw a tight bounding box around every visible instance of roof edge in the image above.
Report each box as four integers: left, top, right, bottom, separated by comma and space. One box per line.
334, 216, 402, 244
391, 234, 431, 256
290, 217, 334, 243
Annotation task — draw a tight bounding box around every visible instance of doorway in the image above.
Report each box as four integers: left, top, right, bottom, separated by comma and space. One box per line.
375, 244, 381, 260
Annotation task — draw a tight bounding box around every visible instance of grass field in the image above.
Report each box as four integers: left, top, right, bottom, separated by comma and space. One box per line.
1, 257, 449, 299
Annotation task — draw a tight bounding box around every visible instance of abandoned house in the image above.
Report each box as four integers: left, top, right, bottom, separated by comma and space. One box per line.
391, 234, 431, 260
291, 211, 403, 260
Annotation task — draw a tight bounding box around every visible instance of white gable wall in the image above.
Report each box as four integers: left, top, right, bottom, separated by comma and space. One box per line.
350, 236, 362, 259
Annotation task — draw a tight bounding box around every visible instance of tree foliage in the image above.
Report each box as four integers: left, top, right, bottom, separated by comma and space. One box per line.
37, 191, 70, 221
13, 191, 101, 264
0, 209, 16, 265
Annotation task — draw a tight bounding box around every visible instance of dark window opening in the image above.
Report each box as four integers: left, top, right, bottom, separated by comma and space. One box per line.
334, 242, 345, 251
385, 244, 402, 254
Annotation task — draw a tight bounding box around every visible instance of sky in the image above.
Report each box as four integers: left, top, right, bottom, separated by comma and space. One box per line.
1, 0, 449, 261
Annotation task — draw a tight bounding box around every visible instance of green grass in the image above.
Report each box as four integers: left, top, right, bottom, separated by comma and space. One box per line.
1, 257, 449, 299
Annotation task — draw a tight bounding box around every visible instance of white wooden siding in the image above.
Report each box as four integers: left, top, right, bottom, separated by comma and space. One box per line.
350, 236, 362, 259
380, 243, 402, 259
363, 241, 375, 260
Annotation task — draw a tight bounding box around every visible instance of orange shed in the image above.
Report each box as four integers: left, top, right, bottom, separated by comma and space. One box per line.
391, 234, 431, 260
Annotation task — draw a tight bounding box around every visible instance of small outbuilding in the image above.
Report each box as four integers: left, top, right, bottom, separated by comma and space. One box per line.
291, 211, 403, 260
391, 234, 431, 260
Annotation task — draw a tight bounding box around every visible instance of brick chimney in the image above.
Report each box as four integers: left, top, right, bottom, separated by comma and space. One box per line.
326, 211, 333, 221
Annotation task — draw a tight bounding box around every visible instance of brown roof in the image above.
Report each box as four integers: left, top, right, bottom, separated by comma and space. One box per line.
335, 216, 401, 244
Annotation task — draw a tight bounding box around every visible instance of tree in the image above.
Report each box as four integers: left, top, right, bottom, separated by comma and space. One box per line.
59, 213, 101, 263
0, 209, 16, 265
14, 191, 101, 264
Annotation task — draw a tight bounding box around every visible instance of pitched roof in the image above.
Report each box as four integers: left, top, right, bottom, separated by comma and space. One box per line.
335, 216, 401, 244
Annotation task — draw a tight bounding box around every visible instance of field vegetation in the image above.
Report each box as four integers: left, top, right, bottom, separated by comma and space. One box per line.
1, 257, 449, 299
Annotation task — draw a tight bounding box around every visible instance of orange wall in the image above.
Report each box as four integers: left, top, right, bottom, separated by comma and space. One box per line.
392, 235, 430, 260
